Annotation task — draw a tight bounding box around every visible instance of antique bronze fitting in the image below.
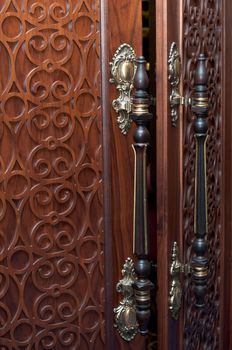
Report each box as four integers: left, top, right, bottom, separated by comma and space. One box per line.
168, 42, 191, 126
114, 258, 138, 341
109, 44, 136, 135
110, 44, 155, 135
168, 242, 190, 320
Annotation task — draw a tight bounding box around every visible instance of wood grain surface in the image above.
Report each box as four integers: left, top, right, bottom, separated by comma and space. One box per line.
0, 0, 145, 349
156, 1, 182, 349
222, 0, 232, 349
0, 0, 106, 348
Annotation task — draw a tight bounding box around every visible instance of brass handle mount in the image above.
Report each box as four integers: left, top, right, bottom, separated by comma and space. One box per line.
109, 44, 136, 135
110, 44, 155, 135
114, 258, 138, 341
168, 42, 191, 127
168, 242, 191, 319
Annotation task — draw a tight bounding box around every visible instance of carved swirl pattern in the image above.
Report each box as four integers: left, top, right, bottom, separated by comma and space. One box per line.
183, 1, 221, 349
0, 0, 104, 348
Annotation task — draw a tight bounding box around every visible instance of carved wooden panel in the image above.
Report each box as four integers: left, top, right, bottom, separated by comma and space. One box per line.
183, 1, 222, 349
0, 0, 104, 348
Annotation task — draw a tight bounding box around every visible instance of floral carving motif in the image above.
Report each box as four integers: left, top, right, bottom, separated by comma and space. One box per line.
0, 0, 104, 348
183, 1, 222, 349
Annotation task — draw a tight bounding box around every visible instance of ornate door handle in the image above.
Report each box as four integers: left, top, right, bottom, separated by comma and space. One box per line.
111, 48, 154, 340
168, 51, 209, 317
191, 54, 209, 308
130, 57, 154, 335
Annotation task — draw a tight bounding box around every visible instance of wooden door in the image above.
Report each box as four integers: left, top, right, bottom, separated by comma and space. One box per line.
0, 0, 229, 349
0, 0, 145, 349
156, 0, 228, 349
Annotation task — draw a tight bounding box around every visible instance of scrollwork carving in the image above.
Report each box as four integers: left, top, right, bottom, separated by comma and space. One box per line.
183, 1, 222, 348
0, 0, 104, 348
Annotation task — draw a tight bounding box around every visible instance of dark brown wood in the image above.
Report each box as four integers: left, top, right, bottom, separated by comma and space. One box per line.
156, 1, 182, 349
108, 1, 145, 349
223, 0, 232, 349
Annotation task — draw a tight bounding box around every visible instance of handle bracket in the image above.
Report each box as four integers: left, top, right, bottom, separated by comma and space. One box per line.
109, 44, 136, 135
114, 258, 138, 341
168, 241, 191, 320
168, 42, 192, 126
110, 44, 155, 135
